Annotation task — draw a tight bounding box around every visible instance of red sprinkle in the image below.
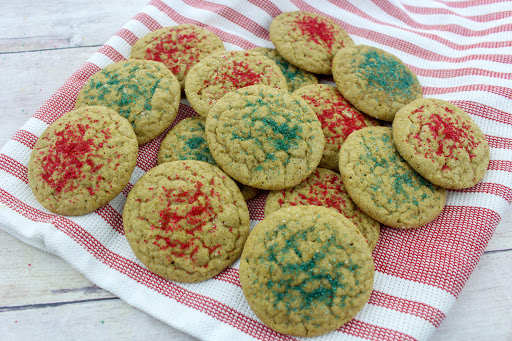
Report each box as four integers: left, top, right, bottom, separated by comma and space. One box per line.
293, 15, 337, 51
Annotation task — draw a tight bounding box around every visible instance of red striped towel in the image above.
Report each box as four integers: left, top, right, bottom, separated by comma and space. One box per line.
1, 1, 511, 340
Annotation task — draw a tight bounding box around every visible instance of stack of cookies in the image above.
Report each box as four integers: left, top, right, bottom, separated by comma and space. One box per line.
27, 11, 490, 338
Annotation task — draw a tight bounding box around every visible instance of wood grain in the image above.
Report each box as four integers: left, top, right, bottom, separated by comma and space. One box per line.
1, 1, 511, 340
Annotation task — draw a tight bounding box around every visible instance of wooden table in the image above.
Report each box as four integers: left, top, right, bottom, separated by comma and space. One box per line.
1, 1, 511, 340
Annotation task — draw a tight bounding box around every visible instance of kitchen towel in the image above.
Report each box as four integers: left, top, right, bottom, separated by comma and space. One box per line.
1, 1, 511, 340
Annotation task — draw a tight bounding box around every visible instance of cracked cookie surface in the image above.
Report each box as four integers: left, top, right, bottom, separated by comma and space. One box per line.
265, 168, 380, 250
250, 47, 318, 92
130, 24, 225, 89
339, 127, 446, 229
393, 98, 490, 189
332, 45, 423, 122
293, 84, 380, 171
28, 106, 138, 216
269, 11, 354, 74
184, 50, 287, 117
157, 116, 260, 201
239, 205, 374, 337
205, 85, 324, 190
123, 160, 250, 283
75, 59, 181, 145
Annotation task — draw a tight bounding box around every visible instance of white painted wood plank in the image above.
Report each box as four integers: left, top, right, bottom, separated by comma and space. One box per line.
0, 0, 148, 53
0, 230, 115, 307
0, 298, 197, 341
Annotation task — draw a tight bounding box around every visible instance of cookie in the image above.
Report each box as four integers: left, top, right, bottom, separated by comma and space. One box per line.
157, 116, 215, 165
28, 106, 138, 216
332, 45, 423, 122
205, 85, 324, 190
269, 11, 354, 74
393, 98, 490, 189
75, 59, 181, 145
239, 205, 374, 337
184, 50, 288, 117
250, 47, 318, 92
293, 84, 380, 171
157, 116, 260, 201
123, 160, 250, 283
338, 127, 447, 229
265, 168, 380, 250
130, 24, 225, 89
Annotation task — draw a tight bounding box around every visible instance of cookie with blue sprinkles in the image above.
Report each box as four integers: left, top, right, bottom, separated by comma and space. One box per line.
250, 47, 318, 92
205, 85, 324, 190
157, 116, 260, 201
338, 126, 446, 229
332, 45, 423, 122
75, 59, 181, 145
239, 205, 374, 337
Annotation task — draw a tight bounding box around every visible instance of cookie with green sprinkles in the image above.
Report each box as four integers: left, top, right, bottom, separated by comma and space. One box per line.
75, 59, 181, 145
269, 11, 354, 75
205, 85, 325, 190
157, 116, 260, 201
338, 126, 447, 229
332, 44, 423, 122
239, 205, 375, 337
393, 98, 490, 189
130, 24, 225, 89
293, 84, 380, 171
250, 47, 318, 92
265, 168, 380, 250
123, 160, 250, 283
28, 106, 138, 216
184, 50, 288, 117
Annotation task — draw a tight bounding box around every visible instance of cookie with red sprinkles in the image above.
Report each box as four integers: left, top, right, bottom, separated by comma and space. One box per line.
265, 168, 380, 250
122, 160, 250, 283
332, 44, 423, 122
269, 11, 354, 74
250, 47, 318, 92
393, 98, 490, 189
205, 85, 324, 190
239, 205, 374, 337
184, 50, 288, 117
130, 24, 225, 89
75, 59, 181, 145
293, 84, 380, 171
28, 106, 138, 216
